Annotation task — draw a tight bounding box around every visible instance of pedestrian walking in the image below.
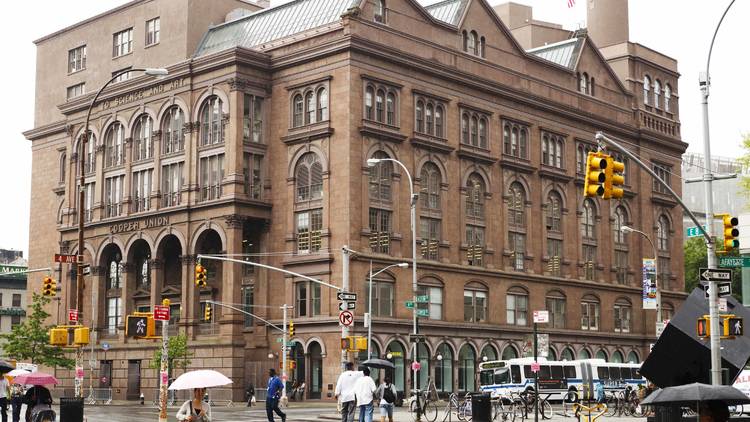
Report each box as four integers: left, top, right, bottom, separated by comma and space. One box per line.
354, 368, 376, 422
375, 376, 397, 422
266, 369, 286, 422
335, 362, 362, 422
246, 384, 255, 407
176, 387, 212, 422
9, 384, 22, 422
0, 375, 8, 422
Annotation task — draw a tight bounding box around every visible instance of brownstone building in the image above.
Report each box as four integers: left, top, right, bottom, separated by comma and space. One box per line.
24, 0, 685, 400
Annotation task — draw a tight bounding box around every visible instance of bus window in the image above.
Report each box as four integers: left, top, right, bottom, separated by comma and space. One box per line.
494, 368, 511, 385
609, 367, 621, 380
511, 365, 521, 384
539, 366, 551, 380
551, 365, 564, 379
480, 370, 494, 386
523, 365, 533, 379
598, 367, 609, 379
564, 366, 576, 379
621, 368, 633, 379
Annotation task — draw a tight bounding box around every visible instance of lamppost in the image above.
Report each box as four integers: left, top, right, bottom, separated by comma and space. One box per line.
76, 67, 167, 400
621, 226, 661, 323
368, 262, 408, 360
366, 157, 420, 419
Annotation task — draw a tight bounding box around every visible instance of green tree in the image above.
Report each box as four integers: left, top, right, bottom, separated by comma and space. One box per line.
0, 293, 74, 368
737, 133, 750, 195
150, 333, 192, 377
684, 237, 742, 301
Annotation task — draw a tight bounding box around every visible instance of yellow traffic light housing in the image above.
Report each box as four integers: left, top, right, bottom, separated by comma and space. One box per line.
195, 264, 207, 288
697, 316, 710, 338
583, 152, 607, 197
722, 215, 739, 250
604, 157, 625, 199
49, 328, 68, 346
355, 336, 368, 351
289, 320, 294, 337
74, 327, 90, 345
204, 303, 212, 322
42, 276, 56, 296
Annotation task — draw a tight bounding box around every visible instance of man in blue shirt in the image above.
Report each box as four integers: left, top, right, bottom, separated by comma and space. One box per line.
267, 368, 286, 422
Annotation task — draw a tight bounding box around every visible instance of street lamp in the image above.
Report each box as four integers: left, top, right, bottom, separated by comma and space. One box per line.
366, 157, 420, 418
368, 262, 408, 359
76, 67, 167, 403
621, 226, 661, 323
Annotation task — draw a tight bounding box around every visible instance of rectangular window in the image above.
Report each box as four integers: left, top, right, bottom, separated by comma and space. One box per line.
466, 225, 484, 266
242, 285, 254, 327
583, 245, 596, 281
161, 162, 184, 207
112, 28, 133, 57
420, 217, 441, 260
106, 297, 122, 335
68, 45, 86, 73
506, 293, 528, 326
199, 154, 225, 201
145, 17, 160, 46
10, 315, 20, 327
581, 302, 600, 330
366, 281, 394, 317
112, 67, 132, 84
243, 153, 263, 200
369, 209, 391, 254
296, 209, 323, 253
658, 257, 670, 291
509, 232, 525, 270
104, 175, 124, 218
546, 238, 562, 276
243, 95, 264, 143
546, 296, 566, 328
614, 305, 631, 333
81, 182, 95, 222
463, 290, 487, 322
132, 169, 152, 212
12, 294, 21, 308
67, 83, 86, 100
417, 286, 442, 320
0, 294, 3, 307
653, 163, 671, 194
615, 250, 629, 284
296, 282, 321, 317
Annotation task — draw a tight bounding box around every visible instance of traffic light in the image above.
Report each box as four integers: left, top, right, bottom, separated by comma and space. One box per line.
722, 215, 739, 250
49, 328, 67, 346
341, 337, 353, 350
728, 317, 744, 337
195, 264, 207, 288
604, 156, 625, 199
697, 316, 710, 338
42, 276, 56, 296
583, 152, 607, 198
204, 303, 212, 322
289, 320, 294, 336
74, 327, 90, 345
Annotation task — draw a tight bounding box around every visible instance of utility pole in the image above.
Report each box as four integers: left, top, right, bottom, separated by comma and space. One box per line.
342, 246, 351, 368
281, 304, 289, 402
158, 299, 170, 422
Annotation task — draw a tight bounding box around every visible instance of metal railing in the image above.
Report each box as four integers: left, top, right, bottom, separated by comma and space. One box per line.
85, 388, 113, 405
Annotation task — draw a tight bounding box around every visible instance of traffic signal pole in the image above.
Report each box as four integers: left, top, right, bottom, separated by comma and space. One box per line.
282, 304, 288, 401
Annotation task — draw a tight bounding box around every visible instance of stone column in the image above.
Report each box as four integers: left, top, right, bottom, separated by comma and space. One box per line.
119, 263, 134, 339
122, 137, 133, 215
90, 265, 106, 339
183, 122, 198, 204
224, 83, 245, 197
151, 131, 162, 211
180, 254, 197, 339
150, 258, 164, 309
221, 215, 244, 337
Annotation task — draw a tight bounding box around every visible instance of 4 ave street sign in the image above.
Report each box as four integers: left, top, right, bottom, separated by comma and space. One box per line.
700, 268, 732, 282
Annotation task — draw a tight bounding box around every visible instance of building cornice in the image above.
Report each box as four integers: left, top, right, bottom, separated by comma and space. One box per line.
23, 121, 69, 141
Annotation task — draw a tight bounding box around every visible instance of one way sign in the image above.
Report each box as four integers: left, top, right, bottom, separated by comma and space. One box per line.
700, 268, 732, 282
704, 281, 732, 299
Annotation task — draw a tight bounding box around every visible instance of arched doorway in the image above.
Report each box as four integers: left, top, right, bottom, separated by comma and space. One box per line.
501, 344, 518, 360
416, 343, 430, 390
435, 343, 453, 393
156, 234, 183, 330
99, 244, 123, 337
308, 341, 323, 399
627, 351, 639, 364
480, 344, 498, 363
128, 239, 152, 312
611, 351, 624, 363
194, 230, 222, 330
596, 349, 608, 361
561, 347, 575, 361
290, 341, 305, 393
159, 235, 182, 286
458, 344, 476, 392
386, 341, 406, 393
358, 343, 381, 381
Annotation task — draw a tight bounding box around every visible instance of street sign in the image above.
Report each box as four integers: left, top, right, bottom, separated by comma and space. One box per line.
703, 281, 732, 299
101, 342, 110, 352
416, 309, 429, 317
364, 313, 370, 328
416, 295, 430, 303
686, 225, 707, 238
153, 305, 170, 321
719, 298, 728, 312
339, 301, 356, 311
699, 268, 732, 282
339, 310, 354, 327
54, 254, 78, 264
337, 292, 357, 301
530, 362, 540, 373
75, 366, 84, 379
81, 264, 91, 275
405, 301, 415, 309
276, 337, 283, 343
720, 257, 750, 268
409, 334, 426, 343
68, 309, 79, 323
533, 310, 549, 324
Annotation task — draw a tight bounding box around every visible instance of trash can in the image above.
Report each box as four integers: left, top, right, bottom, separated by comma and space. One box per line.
653, 405, 681, 422
60, 397, 84, 422
471, 392, 492, 422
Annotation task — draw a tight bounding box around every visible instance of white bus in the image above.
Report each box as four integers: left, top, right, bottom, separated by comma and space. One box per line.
478, 358, 645, 400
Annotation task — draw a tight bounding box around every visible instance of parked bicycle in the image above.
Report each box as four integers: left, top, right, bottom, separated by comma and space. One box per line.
409, 378, 439, 422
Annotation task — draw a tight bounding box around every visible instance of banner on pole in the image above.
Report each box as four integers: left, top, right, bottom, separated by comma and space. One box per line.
521, 334, 548, 358
642, 258, 657, 310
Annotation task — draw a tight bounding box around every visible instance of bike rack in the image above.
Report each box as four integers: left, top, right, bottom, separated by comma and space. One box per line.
573, 403, 607, 422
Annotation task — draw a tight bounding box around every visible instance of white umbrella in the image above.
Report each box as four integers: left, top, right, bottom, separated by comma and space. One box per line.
168, 370, 233, 390
6, 369, 30, 377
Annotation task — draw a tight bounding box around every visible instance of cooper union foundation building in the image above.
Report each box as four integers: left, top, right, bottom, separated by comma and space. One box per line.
25, 0, 685, 400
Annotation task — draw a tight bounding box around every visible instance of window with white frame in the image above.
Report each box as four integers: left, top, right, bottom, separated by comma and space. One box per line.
132, 114, 153, 161
146, 17, 160, 46
132, 169, 152, 212
67, 83, 85, 100
112, 28, 133, 57
296, 209, 323, 254
199, 154, 224, 201
464, 285, 487, 322
614, 299, 631, 333
59, 153, 66, 183
161, 106, 185, 154
581, 295, 600, 330
664, 84, 672, 113
104, 175, 124, 218
76, 132, 96, 174
243, 94, 264, 143
68, 45, 86, 73
503, 121, 529, 159
243, 153, 263, 200
643, 75, 651, 106
654, 79, 662, 109
295, 281, 321, 317
80, 182, 95, 222
199, 96, 224, 146
104, 122, 125, 167
161, 162, 183, 207
374, 0, 386, 23
366, 273, 394, 317
542, 132, 564, 168
417, 283, 443, 320
506, 288, 528, 326
508, 182, 526, 270
546, 291, 566, 328
461, 111, 488, 149
105, 297, 122, 335
364, 82, 398, 126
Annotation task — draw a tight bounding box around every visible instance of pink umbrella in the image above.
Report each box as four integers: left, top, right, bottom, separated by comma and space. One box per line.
13, 372, 58, 386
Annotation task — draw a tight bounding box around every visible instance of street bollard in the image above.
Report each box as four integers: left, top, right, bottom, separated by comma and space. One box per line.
140, 393, 144, 405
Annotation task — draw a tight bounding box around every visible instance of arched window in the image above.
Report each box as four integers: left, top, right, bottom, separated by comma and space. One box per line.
104, 122, 125, 168
590, 77, 595, 96
435, 343, 453, 393
480, 345, 498, 362
546, 192, 562, 232
368, 151, 392, 202
546, 290, 566, 328
595, 349, 608, 361
317, 88, 328, 121
416, 343, 430, 390
614, 206, 629, 284
77, 132, 97, 174
461, 113, 470, 144
375, 89, 385, 122
560, 347, 575, 361
199, 95, 224, 146
506, 287, 528, 326
468, 31, 478, 55
664, 84, 672, 113
374, 0, 386, 23
304, 91, 315, 125
613, 206, 627, 244
435, 105, 444, 138
627, 351, 639, 363
504, 123, 530, 159
502, 345, 518, 360
479, 118, 487, 148
654, 79, 662, 109
133, 114, 153, 161
466, 175, 485, 266
365, 87, 374, 120
548, 348, 558, 361
292, 94, 304, 127
611, 351, 624, 363
162, 106, 185, 154
582, 199, 597, 280
415, 101, 424, 133
581, 199, 596, 240
579, 349, 591, 360
458, 344, 476, 392
425, 103, 434, 135
657, 215, 670, 251
662, 302, 675, 322
462, 30, 468, 52
420, 162, 441, 210
470, 116, 478, 146
295, 153, 323, 202
520, 128, 528, 158
643, 76, 651, 106
466, 174, 485, 220
508, 183, 526, 270
580, 72, 589, 95
59, 153, 66, 183
387, 341, 406, 392
581, 294, 600, 331
386, 92, 395, 125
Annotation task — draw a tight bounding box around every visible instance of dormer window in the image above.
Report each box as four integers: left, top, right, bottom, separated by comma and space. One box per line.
462, 30, 485, 58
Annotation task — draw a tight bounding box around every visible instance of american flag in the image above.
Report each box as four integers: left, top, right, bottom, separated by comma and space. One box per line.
568, 0, 575, 7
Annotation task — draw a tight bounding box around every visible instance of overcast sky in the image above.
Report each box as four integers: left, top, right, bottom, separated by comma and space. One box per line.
1, 0, 748, 257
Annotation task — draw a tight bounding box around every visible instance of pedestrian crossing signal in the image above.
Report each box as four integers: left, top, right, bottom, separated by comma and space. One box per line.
697, 316, 709, 338
729, 317, 743, 337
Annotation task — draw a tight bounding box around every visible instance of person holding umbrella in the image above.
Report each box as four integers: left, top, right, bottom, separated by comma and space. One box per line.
176, 388, 211, 422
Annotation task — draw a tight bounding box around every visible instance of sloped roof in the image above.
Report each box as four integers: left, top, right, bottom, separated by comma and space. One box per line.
423, 0, 469, 26
195, 0, 359, 57
526, 37, 584, 70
